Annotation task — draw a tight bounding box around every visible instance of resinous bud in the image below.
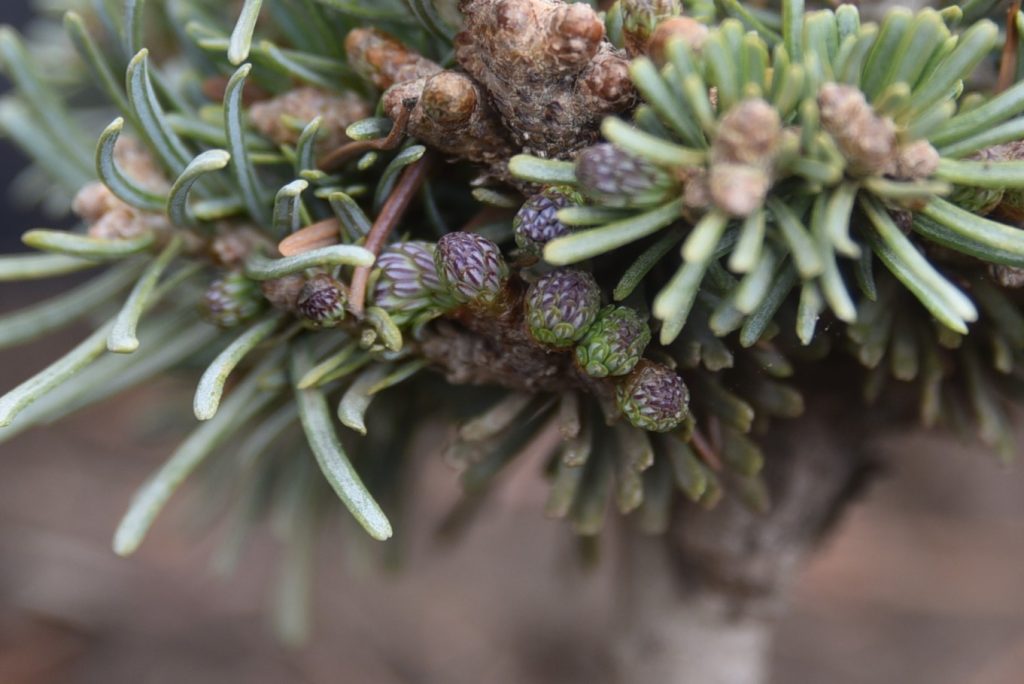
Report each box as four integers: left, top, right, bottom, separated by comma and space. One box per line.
513, 188, 578, 255
201, 271, 265, 328
525, 268, 602, 348
435, 231, 510, 307
575, 305, 651, 377
575, 142, 677, 208
372, 240, 457, 322
616, 360, 689, 432
297, 274, 348, 328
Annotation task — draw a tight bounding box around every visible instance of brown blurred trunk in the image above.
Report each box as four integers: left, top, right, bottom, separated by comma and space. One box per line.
612, 382, 877, 684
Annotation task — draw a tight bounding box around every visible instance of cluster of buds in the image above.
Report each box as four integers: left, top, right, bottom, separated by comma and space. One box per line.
371, 241, 457, 325
377, 228, 686, 432
513, 187, 579, 255
456, 0, 636, 158
705, 98, 784, 217
72, 136, 171, 239
345, 0, 636, 177
517, 265, 683, 431
347, 27, 517, 178
818, 83, 939, 180
249, 87, 371, 154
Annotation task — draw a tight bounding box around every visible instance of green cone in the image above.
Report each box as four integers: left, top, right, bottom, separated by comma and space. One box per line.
297, 274, 348, 328
616, 360, 689, 432
525, 268, 602, 348
201, 271, 265, 328
575, 305, 651, 377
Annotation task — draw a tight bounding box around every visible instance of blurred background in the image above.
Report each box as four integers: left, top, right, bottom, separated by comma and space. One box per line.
1, 2, 1024, 683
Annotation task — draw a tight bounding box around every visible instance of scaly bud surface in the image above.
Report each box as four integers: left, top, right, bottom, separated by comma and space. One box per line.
616, 360, 689, 432
435, 232, 510, 307
575, 305, 651, 377
575, 142, 676, 208
513, 188, 577, 255
201, 272, 265, 327
297, 274, 348, 327
525, 268, 602, 348
373, 241, 456, 321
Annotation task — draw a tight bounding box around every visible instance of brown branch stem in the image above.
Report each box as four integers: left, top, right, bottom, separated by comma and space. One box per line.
997, 2, 1022, 94
348, 155, 431, 317
318, 104, 413, 172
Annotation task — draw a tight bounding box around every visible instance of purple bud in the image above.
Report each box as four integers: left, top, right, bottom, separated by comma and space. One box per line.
201, 271, 264, 327
435, 232, 509, 307
575, 143, 676, 208
372, 241, 456, 322
513, 188, 576, 255
297, 274, 347, 327
616, 360, 689, 432
525, 268, 602, 348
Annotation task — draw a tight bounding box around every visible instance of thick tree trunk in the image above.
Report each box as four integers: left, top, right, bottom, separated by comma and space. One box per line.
612, 383, 879, 684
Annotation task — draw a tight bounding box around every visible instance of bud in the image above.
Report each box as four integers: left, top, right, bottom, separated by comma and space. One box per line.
616, 360, 689, 432
249, 87, 371, 151
513, 188, 578, 255
996, 189, 1024, 222
950, 184, 1004, 216
435, 231, 509, 307
990, 263, 1024, 288
648, 16, 709, 65
574, 305, 651, 377
372, 241, 456, 322
261, 274, 306, 312
894, 140, 940, 180
548, 2, 606, 68
421, 71, 479, 126
620, 0, 683, 56
575, 143, 677, 208
297, 274, 348, 327
818, 83, 897, 176
956, 143, 1015, 216
990, 146, 1024, 220
525, 268, 602, 348
712, 99, 782, 168
201, 271, 265, 327
709, 163, 771, 217
344, 27, 442, 90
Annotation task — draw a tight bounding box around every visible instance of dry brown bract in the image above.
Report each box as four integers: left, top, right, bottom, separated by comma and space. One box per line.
72, 136, 172, 241
249, 87, 371, 153
818, 83, 939, 181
